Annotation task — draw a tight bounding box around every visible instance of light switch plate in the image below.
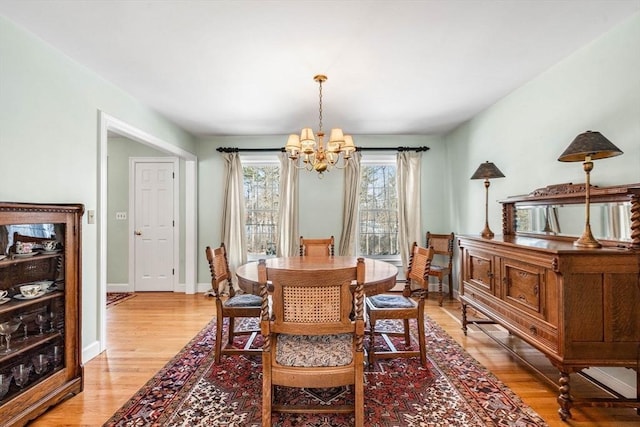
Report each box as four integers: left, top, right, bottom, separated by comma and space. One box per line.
87, 210, 96, 224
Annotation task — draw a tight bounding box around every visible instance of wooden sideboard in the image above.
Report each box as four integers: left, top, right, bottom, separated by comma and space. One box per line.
458, 183, 640, 420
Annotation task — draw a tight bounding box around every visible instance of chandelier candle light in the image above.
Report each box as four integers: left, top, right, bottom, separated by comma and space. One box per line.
285, 75, 355, 177
557, 130, 623, 248
470, 161, 505, 238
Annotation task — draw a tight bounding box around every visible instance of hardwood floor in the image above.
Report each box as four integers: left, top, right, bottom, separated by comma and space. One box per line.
29, 293, 639, 426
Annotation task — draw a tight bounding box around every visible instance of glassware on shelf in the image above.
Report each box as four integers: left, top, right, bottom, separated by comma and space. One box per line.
11, 364, 31, 388
52, 345, 63, 368
48, 310, 57, 333
32, 354, 49, 375
0, 320, 21, 354
35, 313, 48, 335
0, 372, 12, 400
18, 314, 29, 341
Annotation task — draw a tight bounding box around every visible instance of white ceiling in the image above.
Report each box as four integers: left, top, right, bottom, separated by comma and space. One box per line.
1, 0, 639, 137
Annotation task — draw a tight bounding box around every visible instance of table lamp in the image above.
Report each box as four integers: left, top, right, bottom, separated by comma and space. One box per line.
558, 130, 623, 248
471, 161, 505, 238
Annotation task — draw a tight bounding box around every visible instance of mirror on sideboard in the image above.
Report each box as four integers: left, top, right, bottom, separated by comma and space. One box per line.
514, 202, 632, 242
501, 182, 640, 248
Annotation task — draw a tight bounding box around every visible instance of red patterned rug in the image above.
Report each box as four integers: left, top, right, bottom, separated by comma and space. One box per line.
104, 316, 548, 426
106, 292, 136, 308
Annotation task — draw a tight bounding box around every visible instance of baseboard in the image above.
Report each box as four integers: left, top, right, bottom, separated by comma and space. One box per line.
107, 283, 132, 293
82, 340, 101, 364
582, 367, 637, 399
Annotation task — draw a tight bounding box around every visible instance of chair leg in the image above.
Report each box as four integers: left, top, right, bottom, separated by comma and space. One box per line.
368, 317, 376, 366
448, 273, 453, 300
417, 304, 427, 367
262, 361, 273, 427
215, 308, 223, 364
228, 317, 236, 345
403, 319, 411, 346
354, 356, 364, 427
438, 278, 444, 307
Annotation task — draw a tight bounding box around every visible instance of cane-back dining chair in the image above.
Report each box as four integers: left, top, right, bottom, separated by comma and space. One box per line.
425, 232, 455, 306
299, 235, 335, 256
366, 243, 434, 367
259, 258, 366, 426
205, 244, 262, 364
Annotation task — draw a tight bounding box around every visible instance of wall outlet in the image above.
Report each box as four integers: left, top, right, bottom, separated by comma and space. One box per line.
115, 212, 127, 220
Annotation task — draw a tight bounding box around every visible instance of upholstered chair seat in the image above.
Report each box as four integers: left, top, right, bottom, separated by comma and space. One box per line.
224, 293, 262, 308
275, 333, 354, 367
367, 294, 416, 309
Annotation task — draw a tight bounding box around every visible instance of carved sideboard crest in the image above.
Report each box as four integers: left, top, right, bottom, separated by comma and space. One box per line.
529, 183, 589, 197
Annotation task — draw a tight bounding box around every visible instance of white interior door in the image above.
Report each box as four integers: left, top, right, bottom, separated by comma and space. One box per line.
133, 160, 175, 291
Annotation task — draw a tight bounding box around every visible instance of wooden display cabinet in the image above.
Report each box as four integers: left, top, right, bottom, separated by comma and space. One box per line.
458, 183, 640, 420
0, 202, 83, 426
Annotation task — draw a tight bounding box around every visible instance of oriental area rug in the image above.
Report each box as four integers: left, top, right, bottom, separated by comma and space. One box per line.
106, 292, 136, 308
104, 316, 548, 426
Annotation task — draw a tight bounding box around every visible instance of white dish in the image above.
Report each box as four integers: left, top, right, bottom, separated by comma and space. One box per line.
13, 291, 46, 300
0, 255, 6, 261
0, 297, 10, 305
38, 249, 60, 254
13, 252, 37, 258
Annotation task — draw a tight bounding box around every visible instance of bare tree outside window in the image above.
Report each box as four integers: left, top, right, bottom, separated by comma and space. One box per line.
359, 164, 399, 256
243, 164, 279, 257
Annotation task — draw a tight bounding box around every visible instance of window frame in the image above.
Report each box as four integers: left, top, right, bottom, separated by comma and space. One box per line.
241, 154, 280, 261
357, 154, 401, 262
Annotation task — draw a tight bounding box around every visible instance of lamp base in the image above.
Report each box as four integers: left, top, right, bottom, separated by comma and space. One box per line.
480, 225, 494, 239
573, 230, 602, 248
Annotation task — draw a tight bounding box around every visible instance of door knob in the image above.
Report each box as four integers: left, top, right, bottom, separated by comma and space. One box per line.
134, 230, 142, 236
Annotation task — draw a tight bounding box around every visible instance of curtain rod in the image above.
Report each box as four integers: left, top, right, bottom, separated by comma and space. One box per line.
216, 146, 430, 153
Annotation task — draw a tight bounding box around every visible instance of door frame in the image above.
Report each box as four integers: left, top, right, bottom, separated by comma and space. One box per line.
129, 157, 180, 293
98, 111, 198, 355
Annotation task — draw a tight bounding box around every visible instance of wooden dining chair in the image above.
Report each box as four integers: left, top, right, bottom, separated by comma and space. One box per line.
205, 244, 262, 364
366, 243, 434, 367
299, 235, 335, 256
425, 232, 455, 306
259, 257, 366, 427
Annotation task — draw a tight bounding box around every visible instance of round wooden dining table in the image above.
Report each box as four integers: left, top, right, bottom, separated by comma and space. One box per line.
235, 256, 399, 296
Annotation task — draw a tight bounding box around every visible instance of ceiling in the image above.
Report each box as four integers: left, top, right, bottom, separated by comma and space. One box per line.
1, 1, 639, 137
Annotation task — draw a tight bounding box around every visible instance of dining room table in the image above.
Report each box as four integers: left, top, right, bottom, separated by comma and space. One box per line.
235, 256, 399, 296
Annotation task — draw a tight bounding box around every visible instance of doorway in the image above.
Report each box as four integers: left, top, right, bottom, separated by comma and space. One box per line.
97, 111, 198, 357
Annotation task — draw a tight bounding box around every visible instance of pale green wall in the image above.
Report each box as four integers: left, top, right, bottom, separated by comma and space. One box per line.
0, 16, 196, 360
446, 12, 640, 238
196, 135, 446, 282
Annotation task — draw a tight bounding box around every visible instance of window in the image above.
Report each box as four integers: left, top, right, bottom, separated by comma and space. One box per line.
242, 157, 280, 259
358, 155, 399, 258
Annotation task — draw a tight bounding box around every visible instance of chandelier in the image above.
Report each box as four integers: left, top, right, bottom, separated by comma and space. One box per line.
285, 75, 355, 177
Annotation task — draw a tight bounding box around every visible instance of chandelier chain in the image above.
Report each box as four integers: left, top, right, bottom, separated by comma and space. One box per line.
318, 79, 323, 133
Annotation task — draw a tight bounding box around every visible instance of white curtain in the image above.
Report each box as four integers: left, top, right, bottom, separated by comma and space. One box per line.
276, 152, 299, 256
339, 152, 362, 256
221, 152, 247, 290
397, 151, 423, 273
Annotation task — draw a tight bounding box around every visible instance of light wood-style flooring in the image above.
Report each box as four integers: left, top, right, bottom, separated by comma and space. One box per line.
29, 293, 639, 426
